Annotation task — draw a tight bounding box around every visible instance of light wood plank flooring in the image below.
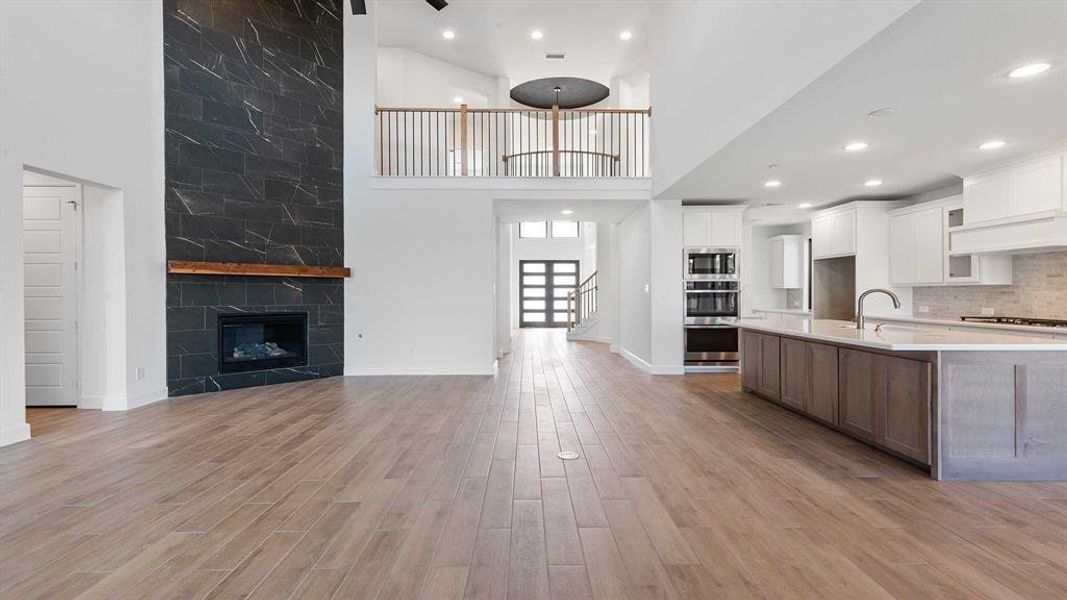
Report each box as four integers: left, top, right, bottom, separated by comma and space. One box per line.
5, 329, 1067, 599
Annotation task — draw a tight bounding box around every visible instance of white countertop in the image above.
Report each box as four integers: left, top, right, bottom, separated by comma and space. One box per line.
751, 307, 813, 316
738, 317, 1067, 351
865, 314, 1067, 336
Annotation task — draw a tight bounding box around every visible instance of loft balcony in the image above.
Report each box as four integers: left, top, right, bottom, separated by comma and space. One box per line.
374, 105, 651, 179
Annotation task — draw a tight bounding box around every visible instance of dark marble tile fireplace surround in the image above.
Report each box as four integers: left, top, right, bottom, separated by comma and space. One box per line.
163, 0, 344, 396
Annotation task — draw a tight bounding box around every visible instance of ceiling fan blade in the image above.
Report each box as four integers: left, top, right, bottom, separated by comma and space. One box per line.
426, 0, 448, 10
350, 0, 366, 15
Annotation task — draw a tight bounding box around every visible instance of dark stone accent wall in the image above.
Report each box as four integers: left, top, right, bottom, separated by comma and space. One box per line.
163, 0, 344, 396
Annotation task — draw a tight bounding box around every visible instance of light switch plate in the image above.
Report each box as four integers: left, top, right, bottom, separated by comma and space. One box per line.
981, 307, 995, 316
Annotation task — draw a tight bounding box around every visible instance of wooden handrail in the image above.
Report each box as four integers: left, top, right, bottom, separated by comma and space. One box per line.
567, 271, 598, 332
502, 149, 620, 162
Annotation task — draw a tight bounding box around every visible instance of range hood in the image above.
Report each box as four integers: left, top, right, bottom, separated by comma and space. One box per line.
950, 210, 1067, 255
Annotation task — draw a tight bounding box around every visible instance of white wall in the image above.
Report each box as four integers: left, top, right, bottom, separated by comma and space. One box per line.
648, 1, 915, 197
649, 199, 684, 373
618, 204, 652, 366
0, 0, 165, 445
348, 189, 498, 374
377, 47, 507, 108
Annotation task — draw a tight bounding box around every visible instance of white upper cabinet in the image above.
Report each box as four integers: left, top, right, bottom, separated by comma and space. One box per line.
1012, 154, 1064, 215
831, 210, 856, 256
964, 150, 1066, 225
769, 235, 804, 289
683, 208, 743, 247
889, 198, 1012, 287
889, 206, 943, 285
710, 210, 742, 247
682, 211, 711, 246
811, 214, 833, 258
963, 172, 1011, 223
811, 206, 856, 259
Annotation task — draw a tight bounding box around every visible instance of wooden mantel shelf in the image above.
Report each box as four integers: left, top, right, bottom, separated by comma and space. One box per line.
167, 260, 351, 279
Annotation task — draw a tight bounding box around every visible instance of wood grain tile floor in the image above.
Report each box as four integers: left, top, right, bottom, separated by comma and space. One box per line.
5, 329, 1067, 599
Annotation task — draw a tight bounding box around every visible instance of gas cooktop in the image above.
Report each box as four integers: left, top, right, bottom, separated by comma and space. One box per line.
961, 316, 1067, 328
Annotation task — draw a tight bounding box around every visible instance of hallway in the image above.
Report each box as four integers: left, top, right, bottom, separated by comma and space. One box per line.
4, 330, 1067, 598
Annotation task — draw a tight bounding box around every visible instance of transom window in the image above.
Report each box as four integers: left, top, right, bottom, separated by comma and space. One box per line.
518, 220, 579, 239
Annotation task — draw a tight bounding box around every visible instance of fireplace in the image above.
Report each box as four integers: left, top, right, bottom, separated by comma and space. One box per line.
218, 312, 308, 374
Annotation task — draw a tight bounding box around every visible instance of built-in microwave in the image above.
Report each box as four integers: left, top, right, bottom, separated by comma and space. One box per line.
684, 247, 738, 280
684, 280, 740, 325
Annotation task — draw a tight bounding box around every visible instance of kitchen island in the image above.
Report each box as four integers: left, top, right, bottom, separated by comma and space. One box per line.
738, 317, 1067, 480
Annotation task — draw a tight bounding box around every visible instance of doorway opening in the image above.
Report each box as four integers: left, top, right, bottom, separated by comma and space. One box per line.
519, 260, 580, 328
22, 172, 82, 408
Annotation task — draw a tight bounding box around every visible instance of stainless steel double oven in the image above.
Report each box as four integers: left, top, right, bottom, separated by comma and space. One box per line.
683, 247, 740, 365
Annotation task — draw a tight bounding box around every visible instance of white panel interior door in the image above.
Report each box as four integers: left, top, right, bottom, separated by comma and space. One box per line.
23, 185, 80, 406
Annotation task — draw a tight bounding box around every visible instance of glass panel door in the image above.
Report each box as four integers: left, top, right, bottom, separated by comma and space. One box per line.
519, 260, 580, 328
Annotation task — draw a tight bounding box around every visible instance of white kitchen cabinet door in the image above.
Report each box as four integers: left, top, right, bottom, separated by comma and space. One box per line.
682, 211, 712, 246
831, 210, 856, 256
889, 213, 914, 285
710, 210, 742, 247
964, 172, 1011, 224
811, 215, 833, 259
770, 236, 803, 288
913, 208, 944, 284
1012, 154, 1064, 216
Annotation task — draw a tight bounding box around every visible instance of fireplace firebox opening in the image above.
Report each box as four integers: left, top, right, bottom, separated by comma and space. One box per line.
218, 312, 308, 374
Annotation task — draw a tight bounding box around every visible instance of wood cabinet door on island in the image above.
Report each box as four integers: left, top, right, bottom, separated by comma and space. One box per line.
741, 331, 780, 401
779, 338, 809, 411
781, 338, 839, 424
807, 342, 840, 424
839, 348, 878, 441
839, 348, 931, 463
881, 356, 931, 463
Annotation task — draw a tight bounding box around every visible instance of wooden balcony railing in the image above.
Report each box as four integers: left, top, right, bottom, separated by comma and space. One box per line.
375, 105, 650, 178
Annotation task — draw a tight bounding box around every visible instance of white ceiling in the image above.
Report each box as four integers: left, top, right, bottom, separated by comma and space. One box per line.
662, 1, 1067, 218
494, 198, 644, 224
375, 0, 650, 85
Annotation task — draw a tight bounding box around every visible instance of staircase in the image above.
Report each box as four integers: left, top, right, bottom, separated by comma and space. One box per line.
566, 271, 601, 341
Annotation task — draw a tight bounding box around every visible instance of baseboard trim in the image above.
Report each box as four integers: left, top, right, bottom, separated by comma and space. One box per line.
0, 422, 32, 447
650, 364, 685, 375
79, 394, 103, 410
101, 387, 169, 412
618, 347, 653, 372
566, 333, 613, 344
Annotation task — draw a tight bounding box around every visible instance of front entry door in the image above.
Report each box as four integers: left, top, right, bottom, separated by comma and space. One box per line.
23, 185, 80, 407
519, 260, 579, 328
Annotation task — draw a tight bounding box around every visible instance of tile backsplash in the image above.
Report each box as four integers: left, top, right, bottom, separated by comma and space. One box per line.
914, 251, 1067, 319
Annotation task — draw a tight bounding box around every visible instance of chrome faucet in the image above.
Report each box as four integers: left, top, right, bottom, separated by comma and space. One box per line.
855, 288, 901, 330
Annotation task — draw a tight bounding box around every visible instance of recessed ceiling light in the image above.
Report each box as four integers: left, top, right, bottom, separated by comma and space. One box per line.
561, 209, 574, 215
867, 107, 895, 119
764, 180, 782, 188
620, 30, 633, 41
865, 179, 883, 187
798, 203, 813, 209
442, 29, 455, 40
453, 96, 464, 104
979, 140, 1006, 150
1008, 62, 1051, 79
844, 141, 869, 152
530, 30, 543, 40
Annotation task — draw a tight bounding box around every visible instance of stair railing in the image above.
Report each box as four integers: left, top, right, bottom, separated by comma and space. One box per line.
567, 271, 598, 333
